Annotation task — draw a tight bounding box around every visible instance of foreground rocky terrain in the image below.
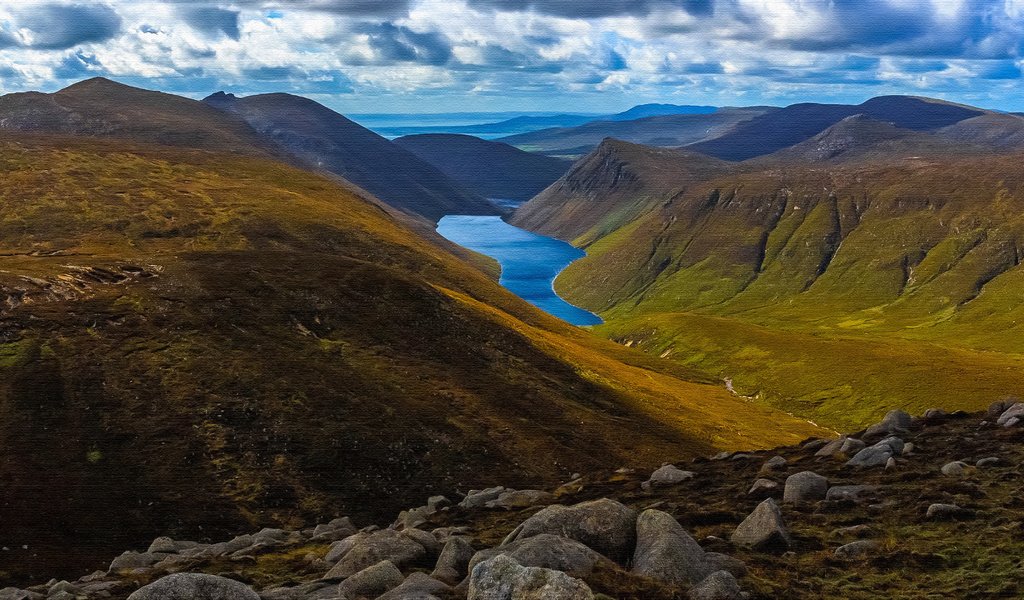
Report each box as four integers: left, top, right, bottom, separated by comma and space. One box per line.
9, 401, 1024, 599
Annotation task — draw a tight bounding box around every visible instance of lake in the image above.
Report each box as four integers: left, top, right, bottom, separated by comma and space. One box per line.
437, 215, 603, 326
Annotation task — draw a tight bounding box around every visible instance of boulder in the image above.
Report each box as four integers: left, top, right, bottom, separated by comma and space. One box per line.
830, 524, 874, 539
311, 518, 358, 542
251, 528, 292, 547
815, 437, 865, 458
825, 485, 880, 503
988, 399, 1017, 418
485, 490, 553, 510
864, 410, 912, 438
427, 496, 451, 512
941, 461, 969, 477
631, 509, 712, 585
377, 573, 450, 600
704, 552, 747, 578
783, 471, 828, 504
323, 530, 428, 579
845, 437, 904, 468
760, 456, 787, 472
643, 465, 696, 490
467, 554, 593, 600
147, 537, 178, 554
997, 403, 1024, 427
833, 540, 880, 561
109, 551, 165, 572
976, 457, 1003, 467
747, 479, 779, 499
923, 408, 947, 419
469, 534, 611, 577
0, 589, 42, 600
460, 487, 508, 509
126, 573, 259, 600
687, 571, 743, 600
431, 537, 476, 585
336, 561, 404, 600
926, 503, 974, 520
502, 498, 637, 560
401, 528, 441, 557
730, 499, 791, 551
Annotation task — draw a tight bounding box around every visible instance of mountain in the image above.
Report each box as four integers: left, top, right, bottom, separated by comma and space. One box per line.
0, 77, 274, 155
512, 122, 1024, 432
498, 108, 773, 157
203, 92, 498, 221
688, 96, 985, 161
392, 134, 571, 203
936, 112, 1024, 150
510, 139, 731, 243
610, 103, 717, 120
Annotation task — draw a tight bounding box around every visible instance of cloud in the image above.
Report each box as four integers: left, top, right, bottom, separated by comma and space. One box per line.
180, 7, 240, 39
161, 0, 413, 17
0, 4, 122, 50
346, 23, 452, 65
466, 0, 714, 18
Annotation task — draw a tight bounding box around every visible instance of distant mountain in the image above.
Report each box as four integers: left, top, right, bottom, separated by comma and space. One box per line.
393, 134, 571, 203
0, 77, 274, 156
689, 96, 984, 161
499, 108, 773, 158
204, 92, 497, 221
610, 103, 716, 120
937, 112, 1024, 150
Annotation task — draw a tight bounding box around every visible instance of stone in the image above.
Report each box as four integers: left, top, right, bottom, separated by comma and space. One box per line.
941, 461, 969, 477
0, 590, 41, 600
845, 437, 904, 468
502, 498, 637, 560
126, 573, 258, 600
431, 537, 475, 585
802, 439, 830, 452
147, 537, 178, 554
631, 509, 712, 585
830, 524, 874, 539
833, 540, 880, 561
760, 456, 787, 472
687, 571, 743, 600
323, 529, 428, 580
401, 528, 441, 557
377, 573, 450, 600
704, 553, 747, 578
469, 534, 611, 578
825, 485, 880, 503
427, 496, 451, 512
336, 560, 404, 600
988, 399, 1015, 418
394, 507, 430, 530
747, 479, 779, 499
311, 518, 357, 542
643, 465, 696, 490
485, 490, 553, 510
976, 457, 1003, 467
109, 551, 165, 572
885, 457, 897, 470
730, 499, 791, 551
923, 408, 947, 419
460, 487, 508, 509
864, 410, 912, 438
926, 503, 974, 520
997, 403, 1024, 427
467, 554, 593, 600
783, 471, 828, 503
325, 533, 370, 564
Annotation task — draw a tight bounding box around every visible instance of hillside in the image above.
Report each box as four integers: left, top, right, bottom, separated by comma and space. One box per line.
512, 134, 1024, 432
204, 92, 497, 221
392, 134, 571, 203
0, 132, 828, 584
499, 107, 771, 157
689, 96, 984, 161
8, 406, 1024, 600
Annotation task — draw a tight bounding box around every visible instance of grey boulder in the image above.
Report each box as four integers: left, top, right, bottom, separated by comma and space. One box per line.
467, 554, 593, 600
864, 410, 912, 438
323, 529, 429, 579
431, 537, 475, 584
502, 498, 637, 560
833, 540, 880, 561
632, 509, 712, 585
747, 479, 779, 499
783, 471, 828, 504
642, 465, 696, 490
336, 560, 404, 600
730, 498, 791, 551
126, 573, 258, 600
377, 573, 450, 600
687, 571, 744, 600
469, 534, 612, 578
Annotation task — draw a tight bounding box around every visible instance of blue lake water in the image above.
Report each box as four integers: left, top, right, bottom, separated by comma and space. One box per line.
437, 215, 603, 326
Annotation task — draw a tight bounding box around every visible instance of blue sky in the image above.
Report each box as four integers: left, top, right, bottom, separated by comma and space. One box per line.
1, 0, 1024, 113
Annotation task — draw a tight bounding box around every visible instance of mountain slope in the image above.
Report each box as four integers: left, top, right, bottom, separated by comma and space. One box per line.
690, 96, 984, 161
203, 92, 497, 221
393, 134, 571, 203
0, 132, 826, 583
499, 108, 771, 157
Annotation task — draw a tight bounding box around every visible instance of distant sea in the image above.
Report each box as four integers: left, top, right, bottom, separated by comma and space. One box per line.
349, 112, 594, 140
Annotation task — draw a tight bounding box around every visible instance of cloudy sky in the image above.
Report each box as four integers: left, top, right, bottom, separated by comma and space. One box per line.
1, 0, 1024, 113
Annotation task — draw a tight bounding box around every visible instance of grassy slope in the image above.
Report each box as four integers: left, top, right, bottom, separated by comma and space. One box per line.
0, 134, 824, 582
536, 149, 1024, 431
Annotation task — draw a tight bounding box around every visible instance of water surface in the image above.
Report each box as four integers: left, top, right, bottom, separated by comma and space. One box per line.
437, 215, 603, 326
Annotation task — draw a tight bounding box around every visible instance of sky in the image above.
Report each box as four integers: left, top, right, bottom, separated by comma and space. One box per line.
1, 0, 1024, 113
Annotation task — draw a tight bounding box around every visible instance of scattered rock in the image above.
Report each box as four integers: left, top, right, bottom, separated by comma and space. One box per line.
885, 457, 897, 470
864, 410, 912, 439
503, 498, 637, 560
467, 554, 593, 600
997, 403, 1024, 427
830, 524, 874, 539
833, 540, 880, 561
926, 503, 974, 520
109, 551, 165, 572
941, 461, 969, 477
431, 537, 475, 585
687, 571, 744, 600
815, 436, 866, 458
377, 573, 450, 600
336, 561, 404, 600
801, 439, 830, 453
704, 552, 747, 578
126, 573, 259, 600
825, 485, 880, 503
747, 478, 779, 499
311, 518, 358, 542
485, 490, 553, 509
470, 534, 611, 578
323, 530, 428, 580
783, 471, 828, 503
923, 408, 947, 419
643, 464, 696, 490
730, 498, 791, 551
760, 456, 787, 472
976, 457, 1003, 467
632, 509, 712, 585
846, 437, 904, 468
460, 487, 508, 509
0, 589, 41, 600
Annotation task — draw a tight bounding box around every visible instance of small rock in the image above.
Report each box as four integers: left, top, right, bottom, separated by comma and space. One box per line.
885, 457, 897, 470
802, 438, 830, 452
147, 537, 178, 554
467, 554, 593, 600
941, 461, 969, 477
923, 408, 947, 419
485, 490, 553, 509
643, 465, 696, 490
704, 552, 747, 578
760, 456, 787, 472
336, 560, 404, 600
459, 487, 508, 509
747, 478, 779, 499
126, 573, 259, 600
815, 437, 865, 458
783, 471, 828, 503
687, 571, 743, 600
833, 540, 880, 561
730, 498, 791, 551
864, 410, 912, 439
926, 503, 974, 520
109, 551, 164, 572
825, 485, 880, 503
427, 496, 451, 512
431, 537, 475, 585
632, 509, 712, 585
377, 573, 450, 600
998, 403, 1024, 427
830, 524, 874, 539
976, 457, 1003, 467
